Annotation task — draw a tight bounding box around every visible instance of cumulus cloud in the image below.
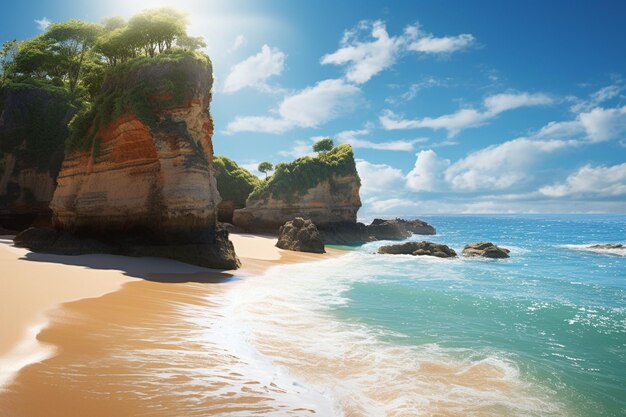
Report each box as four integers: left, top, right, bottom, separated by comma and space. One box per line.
35, 17, 51, 31
444, 138, 572, 191
336, 129, 427, 151
225, 79, 360, 134
535, 104, 626, 143
321, 20, 474, 84
223, 45, 286, 93
278, 140, 316, 158
380, 92, 553, 137
405, 150, 450, 191
356, 159, 405, 196
539, 163, 626, 197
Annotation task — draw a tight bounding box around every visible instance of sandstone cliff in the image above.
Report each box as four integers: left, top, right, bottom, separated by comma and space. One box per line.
18, 51, 239, 269
0, 84, 75, 229
233, 144, 362, 235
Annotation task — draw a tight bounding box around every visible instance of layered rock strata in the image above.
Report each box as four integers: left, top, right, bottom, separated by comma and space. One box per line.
16, 52, 239, 269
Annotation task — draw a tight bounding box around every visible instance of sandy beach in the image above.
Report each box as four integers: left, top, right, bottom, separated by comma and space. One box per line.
0, 232, 340, 416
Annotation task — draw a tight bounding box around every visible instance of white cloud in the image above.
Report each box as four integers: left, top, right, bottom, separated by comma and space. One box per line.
35, 17, 51, 31
356, 159, 404, 196
539, 163, 626, 197
225, 79, 360, 134
321, 21, 402, 84
405, 150, 450, 191
380, 92, 553, 137
444, 138, 572, 191
336, 129, 427, 151
278, 140, 316, 158
228, 34, 247, 53
570, 83, 623, 113
321, 20, 475, 84
407, 33, 474, 54
579, 105, 626, 142
535, 104, 626, 143
223, 45, 286, 93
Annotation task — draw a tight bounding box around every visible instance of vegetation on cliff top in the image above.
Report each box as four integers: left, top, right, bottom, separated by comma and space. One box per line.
66, 50, 211, 153
248, 144, 360, 203
214, 156, 261, 208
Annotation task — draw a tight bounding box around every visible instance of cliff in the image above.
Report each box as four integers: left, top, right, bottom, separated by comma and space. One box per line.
0, 83, 75, 229
17, 51, 239, 269
213, 156, 260, 223
233, 144, 362, 235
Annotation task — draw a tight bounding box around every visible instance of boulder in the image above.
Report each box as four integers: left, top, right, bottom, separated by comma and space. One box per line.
276, 217, 325, 254
318, 221, 372, 245
366, 218, 436, 240
378, 241, 457, 258
462, 242, 510, 259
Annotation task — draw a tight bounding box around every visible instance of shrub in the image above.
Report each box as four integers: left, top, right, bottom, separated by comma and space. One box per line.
214, 156, 260, 208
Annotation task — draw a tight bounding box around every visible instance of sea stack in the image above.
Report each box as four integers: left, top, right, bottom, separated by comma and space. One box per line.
232, 144, 363, 239
17, 51, 239, 269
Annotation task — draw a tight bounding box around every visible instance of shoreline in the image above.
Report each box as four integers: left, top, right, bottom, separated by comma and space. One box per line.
0, 232, 343, 407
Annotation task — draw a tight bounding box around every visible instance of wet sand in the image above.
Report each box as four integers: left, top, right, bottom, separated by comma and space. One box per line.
0, 233, 340, 416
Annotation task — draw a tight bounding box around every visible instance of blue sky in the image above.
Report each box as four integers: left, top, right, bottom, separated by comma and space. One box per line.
3, 0, 626, 214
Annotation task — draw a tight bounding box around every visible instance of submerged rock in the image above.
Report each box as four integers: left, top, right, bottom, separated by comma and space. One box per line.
378, 241, 457, 258
366, 218, 436, 240
462, 242, 510, 259
41, 51, 239, 269
276, 217, 325, 254
588, 243, 624, 250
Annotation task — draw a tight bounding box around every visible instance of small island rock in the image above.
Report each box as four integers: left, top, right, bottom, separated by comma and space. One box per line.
588, 243, 624, 250
462, 242, 510, 258
276, 217, 325, 254
378, 241, 457, 258
366, 218, 436, 240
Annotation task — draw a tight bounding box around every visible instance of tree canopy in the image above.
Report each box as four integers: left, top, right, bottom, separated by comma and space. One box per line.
313, 138, 334, 153
258, 161, 274, 179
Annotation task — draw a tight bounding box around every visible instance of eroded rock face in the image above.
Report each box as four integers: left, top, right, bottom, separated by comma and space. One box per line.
378, 241, 457, 258
276, 217, 325, 254
233, 173, 361, 234
39, 53, 239, 269
367, 218, 436, 240
0, 85, 74, 230
462, 242, 510, 259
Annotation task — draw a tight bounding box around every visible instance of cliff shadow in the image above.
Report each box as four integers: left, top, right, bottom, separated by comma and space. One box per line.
20, 251, 236, 284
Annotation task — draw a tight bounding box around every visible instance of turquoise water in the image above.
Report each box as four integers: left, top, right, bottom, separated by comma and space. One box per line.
336, 215, 626, 416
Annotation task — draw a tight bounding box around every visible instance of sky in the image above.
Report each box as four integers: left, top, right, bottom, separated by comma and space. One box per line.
2, 0, 626, 215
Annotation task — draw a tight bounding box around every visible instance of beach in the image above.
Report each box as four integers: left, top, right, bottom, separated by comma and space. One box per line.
0, 233, 340, 416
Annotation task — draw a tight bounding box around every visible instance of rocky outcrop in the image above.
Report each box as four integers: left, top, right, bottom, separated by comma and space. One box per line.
463, 242, 510, 258
233, 144, 361, 237
378, 241, 457, 258
366, 218, 436, 240
17, 51, 240, 269
0, 84, 75, 230
276, 217, 325, 254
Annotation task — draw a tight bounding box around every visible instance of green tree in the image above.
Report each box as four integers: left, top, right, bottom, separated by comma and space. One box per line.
0, 39, 18, 85
258, 161, 274, 179
13, 36, 60, 79
176, 34, 206, 51
127, 8, 187, 57
43, 19, 102, 95
313, 137, 334, 154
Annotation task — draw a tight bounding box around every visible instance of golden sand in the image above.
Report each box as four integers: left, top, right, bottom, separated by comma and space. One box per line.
0, 233, 338, 416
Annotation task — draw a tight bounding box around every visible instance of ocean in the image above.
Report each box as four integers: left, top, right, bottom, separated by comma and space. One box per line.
209, 215, 626, 416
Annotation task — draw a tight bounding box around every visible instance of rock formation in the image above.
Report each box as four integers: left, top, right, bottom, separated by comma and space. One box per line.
233, 144, 362, 240
276, 217, 325, 254
0, 84, 75, 230
378, 241, 457, 258
15, 51, 239, 269
588, 243, 624, 250
366, 218, 436, 240
462, 242, 510, 258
